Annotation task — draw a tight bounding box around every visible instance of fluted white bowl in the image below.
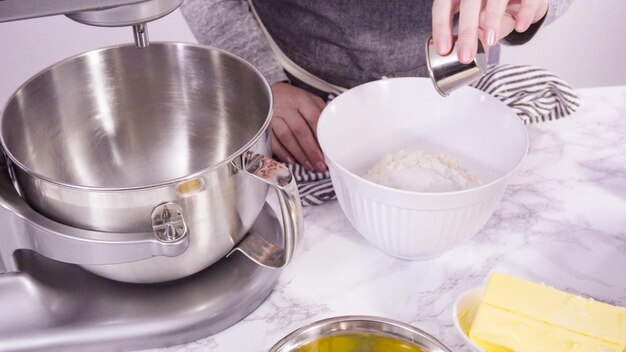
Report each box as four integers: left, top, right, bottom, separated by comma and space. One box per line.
317, 78, 528, 259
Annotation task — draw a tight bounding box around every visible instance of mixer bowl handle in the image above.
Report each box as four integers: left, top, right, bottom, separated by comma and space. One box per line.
228, 153, 302, 269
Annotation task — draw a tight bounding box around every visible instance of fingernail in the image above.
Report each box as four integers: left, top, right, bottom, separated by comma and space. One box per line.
436, 38, 448, 55
316, 161, 327, 172
486, 27, 497, 46
286, 157, 295, 165
458, 46, 471, 64
516, 19, 528, 32
305, 161, 315, 172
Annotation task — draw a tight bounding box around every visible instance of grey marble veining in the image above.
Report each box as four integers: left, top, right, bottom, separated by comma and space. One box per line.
146, 86, 626, 352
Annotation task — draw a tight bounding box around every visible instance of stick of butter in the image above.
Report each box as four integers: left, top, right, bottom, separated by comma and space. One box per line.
469, 273, 626, 352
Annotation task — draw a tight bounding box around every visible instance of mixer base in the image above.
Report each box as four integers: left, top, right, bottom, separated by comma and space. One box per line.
0, 203, 282, 352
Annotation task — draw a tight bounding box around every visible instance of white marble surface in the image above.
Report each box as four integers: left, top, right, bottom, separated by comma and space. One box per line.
145, 86, 626, 351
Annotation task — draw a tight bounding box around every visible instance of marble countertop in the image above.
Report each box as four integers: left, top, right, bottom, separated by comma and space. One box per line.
150, 86, 626, 351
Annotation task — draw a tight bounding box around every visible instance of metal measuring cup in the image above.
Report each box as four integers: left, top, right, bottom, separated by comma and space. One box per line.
425, 35, 488, 96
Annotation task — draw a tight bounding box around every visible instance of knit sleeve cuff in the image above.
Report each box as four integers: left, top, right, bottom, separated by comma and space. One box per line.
500, 8, 547, 46
260, 65, 289, 86
501, 0, 574, 46
543, 0, 575, 26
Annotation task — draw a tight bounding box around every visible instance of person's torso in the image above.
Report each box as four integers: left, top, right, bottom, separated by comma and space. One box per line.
251, 0, 433, 89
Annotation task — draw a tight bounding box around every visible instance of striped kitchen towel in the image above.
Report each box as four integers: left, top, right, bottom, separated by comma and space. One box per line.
288, 64, 580, 206
286, 163, 334, 206
472, 64, 580, 124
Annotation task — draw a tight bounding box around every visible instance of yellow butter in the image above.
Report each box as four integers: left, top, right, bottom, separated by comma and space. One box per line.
470, 303, 624, 352
468, 273, 626, 352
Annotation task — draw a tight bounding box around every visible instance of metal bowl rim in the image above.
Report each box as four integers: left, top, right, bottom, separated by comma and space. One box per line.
424, 35, 449, 97
268, 315, 452, 352
0, 41, 273, 192
317, 77, 530, 198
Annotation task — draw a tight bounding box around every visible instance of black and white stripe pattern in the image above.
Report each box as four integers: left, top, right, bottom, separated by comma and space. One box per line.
289, 64, 580, 206
286, 163, 335, 206
472, 64, 580, 124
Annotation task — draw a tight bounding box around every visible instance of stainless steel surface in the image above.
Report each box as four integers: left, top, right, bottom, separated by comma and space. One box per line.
0, 203, 281, 352
0, 0, 182, 27
425, 35, 488, 96
269, 316, 452, 352
0, 0, 147, 22
0, 165, 189, 274
0, 42, 303, 283
67, 0, 182, 27
151, 202, 187, 242
133, 23, 150, 47
228, 153, 302, 268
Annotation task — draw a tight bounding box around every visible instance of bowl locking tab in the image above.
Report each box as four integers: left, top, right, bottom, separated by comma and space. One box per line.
151, 202, 188, 243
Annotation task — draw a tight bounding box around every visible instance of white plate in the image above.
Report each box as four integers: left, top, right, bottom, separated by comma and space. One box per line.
452, 287, 485, 352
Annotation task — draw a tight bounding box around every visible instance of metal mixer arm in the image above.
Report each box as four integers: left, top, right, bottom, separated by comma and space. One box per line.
0, 0, 148, 23
0, 0, 183, 47
0, 168, 189, 274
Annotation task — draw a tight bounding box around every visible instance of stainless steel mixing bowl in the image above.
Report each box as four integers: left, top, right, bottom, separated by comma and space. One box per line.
0, 42, 301, 283
269, 316, 452, 352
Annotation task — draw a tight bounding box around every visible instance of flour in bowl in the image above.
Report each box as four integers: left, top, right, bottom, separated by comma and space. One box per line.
364, 150, 480, 192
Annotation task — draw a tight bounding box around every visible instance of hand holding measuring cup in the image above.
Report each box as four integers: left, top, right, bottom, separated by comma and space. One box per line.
431, 0, 549, 63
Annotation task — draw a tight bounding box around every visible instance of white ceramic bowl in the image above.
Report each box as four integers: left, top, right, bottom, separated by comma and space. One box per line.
317, 77, 528, 259
453, 287, 485, 352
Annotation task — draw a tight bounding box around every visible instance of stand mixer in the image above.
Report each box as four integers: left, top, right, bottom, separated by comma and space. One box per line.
0, 2, 301, 351
0, 164, 283, 351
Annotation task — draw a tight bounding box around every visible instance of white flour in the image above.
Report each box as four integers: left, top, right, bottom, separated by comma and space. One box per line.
364, 150, 480, 192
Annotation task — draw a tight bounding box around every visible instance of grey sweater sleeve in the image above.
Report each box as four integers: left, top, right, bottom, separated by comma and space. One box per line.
502, 0, 575, 45
180, 0, 288, 85
544, 0, 576, 26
